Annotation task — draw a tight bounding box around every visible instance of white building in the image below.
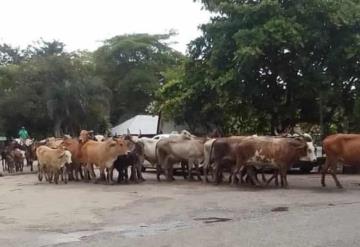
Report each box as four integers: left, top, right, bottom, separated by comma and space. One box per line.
111, 114, 189, 136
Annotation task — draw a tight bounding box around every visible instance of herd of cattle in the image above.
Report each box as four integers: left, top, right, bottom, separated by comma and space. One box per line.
0, 130, 359, 189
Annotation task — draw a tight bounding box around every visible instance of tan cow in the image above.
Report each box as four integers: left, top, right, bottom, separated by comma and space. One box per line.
80, 138, 128, 183
36, 145, 72, 184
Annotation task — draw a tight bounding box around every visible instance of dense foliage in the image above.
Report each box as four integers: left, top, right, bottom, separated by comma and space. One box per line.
156, 0, 360, 136
0, 34, 181, 138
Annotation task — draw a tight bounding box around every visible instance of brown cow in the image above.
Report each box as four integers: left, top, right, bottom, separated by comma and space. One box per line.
62, 137, 85, 181
80, 137, 128, 183
212, 135, 316, 188
321, 134, 360, 188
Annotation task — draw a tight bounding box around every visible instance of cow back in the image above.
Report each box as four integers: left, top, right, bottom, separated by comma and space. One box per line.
323, 134, 360, 165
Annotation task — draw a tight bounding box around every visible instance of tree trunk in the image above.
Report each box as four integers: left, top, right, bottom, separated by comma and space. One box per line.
54, 119, 62, 138
319, 91, 324, 140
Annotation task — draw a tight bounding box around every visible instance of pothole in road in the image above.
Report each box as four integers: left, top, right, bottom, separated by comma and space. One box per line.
193, 217, 232, 224
271, 207, 289, 212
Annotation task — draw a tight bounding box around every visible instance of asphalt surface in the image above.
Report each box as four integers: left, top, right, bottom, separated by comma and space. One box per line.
1, 171, 360, 247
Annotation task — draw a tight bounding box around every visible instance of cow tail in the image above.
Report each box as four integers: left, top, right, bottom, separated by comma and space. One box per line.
205, 139, 216, 182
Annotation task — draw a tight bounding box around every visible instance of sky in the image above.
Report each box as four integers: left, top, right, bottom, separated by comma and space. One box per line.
0, 0, 211, 54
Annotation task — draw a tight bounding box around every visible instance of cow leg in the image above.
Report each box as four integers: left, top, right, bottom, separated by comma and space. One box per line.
83, 165, 91, 182
78, 165, 84, 180
167, 162, 175, 182
246, 166, 259, 186
60, 167, 64, 182
187, 160, 194, 181
162, 156, 173, 182
279, 168, 288, 188
156, 163, 162, 182
90, 164, 96, 179
38, 166, 43, 182
137, 166, 145, 181
131, 164, 138, 183
105, 168, 111, 184
266, 170, 278, 186
134, 158, 145, 182
109, 167, 115, 182
214, 161, 223, 184
194, 161, 202, 181
63, 166, 68, 184
274, 170, 279, 186
48, 171, 53, 183
230, 166, 239, 185
261, 168, 267, 183
115, 168, 121, 183
54, 171, 59, 184
329, 162, 343, 188
73, 164, 79, 181
181, 161, 188, 180
87, 163, 96, 180
99, 167, 106, 181
66, 164, 73, 181
136, 166, 143, 182
321, 158, 331, 187
204, 162, 210, 183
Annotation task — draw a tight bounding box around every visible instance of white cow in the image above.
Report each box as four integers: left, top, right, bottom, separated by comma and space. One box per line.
155, 132, 206, 181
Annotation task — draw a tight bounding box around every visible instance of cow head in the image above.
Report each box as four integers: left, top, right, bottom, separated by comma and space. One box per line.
79, 130, 94, 143
94, 135, 105, 142
59, 150, 72, 165
180, 130, 195, 139
294, 139, 316, 162
107, 138, 128, 156
24, 138, 34, 147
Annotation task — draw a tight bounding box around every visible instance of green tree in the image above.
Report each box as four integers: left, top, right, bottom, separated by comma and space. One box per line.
0, 40, 111, 137
94, 33, 183, 124
157, 0, 360, 135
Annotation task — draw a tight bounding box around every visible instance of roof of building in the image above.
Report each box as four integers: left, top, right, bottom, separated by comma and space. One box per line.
111, 115, 159, 136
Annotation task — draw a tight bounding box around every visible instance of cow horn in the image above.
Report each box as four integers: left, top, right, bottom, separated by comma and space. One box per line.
293, 130, 312, 142
274, 128, 279, 136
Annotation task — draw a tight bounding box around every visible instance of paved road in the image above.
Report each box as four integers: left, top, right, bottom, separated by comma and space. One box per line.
1, 172, 360, 247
